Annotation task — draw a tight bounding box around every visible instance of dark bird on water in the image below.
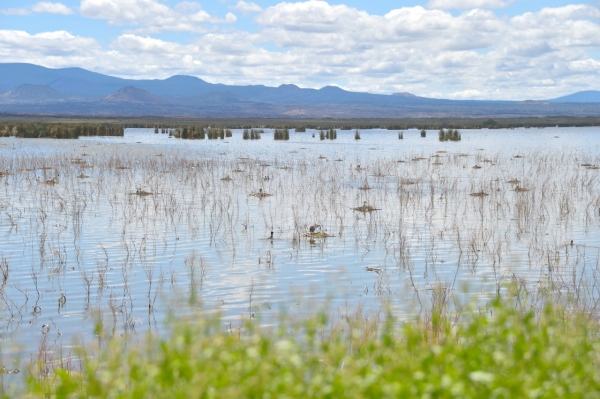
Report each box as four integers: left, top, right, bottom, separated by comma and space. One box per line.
309, 224, 321, 233
270, 231, 274, 239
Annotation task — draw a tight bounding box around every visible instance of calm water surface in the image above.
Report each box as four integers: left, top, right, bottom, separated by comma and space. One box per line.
1, 127, 600, 366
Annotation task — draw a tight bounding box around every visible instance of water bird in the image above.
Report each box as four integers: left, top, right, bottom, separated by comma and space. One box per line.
309, 224, 321, 233
269, 231, 274, 239
58, 293, 66, 307
570, 240, 574, 246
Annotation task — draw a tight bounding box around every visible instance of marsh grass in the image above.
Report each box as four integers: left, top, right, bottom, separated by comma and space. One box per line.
273, 128, 290, 140
438, 129, 462, 141
19, 294, 600, 398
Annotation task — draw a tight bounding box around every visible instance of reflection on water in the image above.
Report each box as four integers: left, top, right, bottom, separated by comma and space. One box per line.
0, 127, 599, 361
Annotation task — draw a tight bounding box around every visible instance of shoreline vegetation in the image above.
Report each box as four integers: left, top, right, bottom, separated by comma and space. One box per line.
2, 115, 600, 130
11, 293, 600, 397
0, 123, 124, 139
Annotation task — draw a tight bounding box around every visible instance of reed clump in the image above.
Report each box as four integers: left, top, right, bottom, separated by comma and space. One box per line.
274, 128, 290, 141
243, 129, 262, 140
438, 129, 461, 141
170, 126, 232, 140
171, 126, 205, 139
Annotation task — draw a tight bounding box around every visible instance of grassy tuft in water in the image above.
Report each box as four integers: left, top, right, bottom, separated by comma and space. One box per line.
20, 295, 600, 398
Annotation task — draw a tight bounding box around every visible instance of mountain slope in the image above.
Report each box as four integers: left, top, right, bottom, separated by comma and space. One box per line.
0, 63, 127, 96
103, 86, 164, 103
549, 90, 600, 103
1, 84, 62, 102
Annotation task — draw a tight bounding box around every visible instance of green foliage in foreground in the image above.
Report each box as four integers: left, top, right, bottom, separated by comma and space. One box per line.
17, 298, 600, 398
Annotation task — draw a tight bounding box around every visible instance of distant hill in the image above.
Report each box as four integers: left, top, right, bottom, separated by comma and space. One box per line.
0, 63, 127, 96
549, 91, 600, 103
0, 63, 454, 104
104, 86, 164, 103
393, 92, 419, 98
1, 63, 600, 117
1, 84, 62, 102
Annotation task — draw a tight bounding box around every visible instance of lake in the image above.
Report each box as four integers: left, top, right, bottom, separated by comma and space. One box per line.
1, 126, 599, 369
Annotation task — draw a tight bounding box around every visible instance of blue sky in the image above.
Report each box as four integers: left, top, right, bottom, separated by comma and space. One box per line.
1, 0, 599, 99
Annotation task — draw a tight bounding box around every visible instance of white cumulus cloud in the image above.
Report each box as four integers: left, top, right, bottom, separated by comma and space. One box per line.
31, 2, 73, 14
80, 0, 236, 33
0, 30, 99, 62
233, 1, 262, 14
427, 0, 514, 10
1, 2, 72, 15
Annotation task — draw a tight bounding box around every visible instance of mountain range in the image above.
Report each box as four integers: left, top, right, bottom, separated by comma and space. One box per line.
1, 63, 599, 118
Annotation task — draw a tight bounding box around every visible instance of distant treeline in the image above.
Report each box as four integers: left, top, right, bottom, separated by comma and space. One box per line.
130, 117, 600, 130
0, 123, 124, 139
2, 116, 600, 133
